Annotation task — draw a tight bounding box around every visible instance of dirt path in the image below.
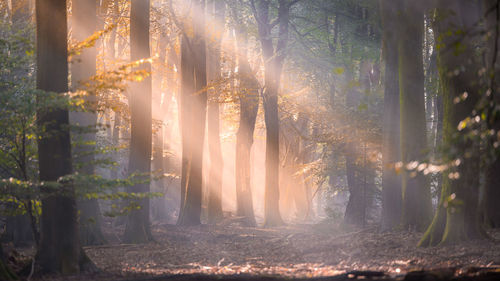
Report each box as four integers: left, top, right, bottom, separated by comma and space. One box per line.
77, 220, 500, 279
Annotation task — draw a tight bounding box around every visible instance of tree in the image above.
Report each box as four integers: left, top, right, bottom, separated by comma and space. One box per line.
232, 4, 258, 227
397, 0, 432, 231
483, 0, 500, 228
35, 0, 92, 273
123, 0, 153, 243
252, 0, 295, 227
206, 0, 225, 224
70, 0, 106, 246
177, 0, 207, 226
380, 0, 402, 230
4, 0, 36, 247
419, 0, 485, 246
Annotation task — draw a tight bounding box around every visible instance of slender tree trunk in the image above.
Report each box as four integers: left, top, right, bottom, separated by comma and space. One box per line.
398, 0, 432, 231
234, 7, 258, 226
254, 0, 292, 227
380, 0, 402, 230
292, 115, 310, 221
150, 21, 168, 222
111, 111, 121, 179
177, 0, 207, 226
35, 0, 93, 273
123, 0, 153, 243
206, 0, 225, 224
343, 69, 364, 226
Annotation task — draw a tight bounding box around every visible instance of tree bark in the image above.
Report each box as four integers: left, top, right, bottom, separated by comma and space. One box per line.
123, 0, 153, 243
233, 7, 259, 226
35, 0, 92, 273
380, 0, 402, 231
397, 0, 432, 231
177, 0, 207, 226
483, 0, 500, 228
420, 0, 485, 246
343, 68, 364, 226
254, 0, 293, 227
206, 0, 225, 224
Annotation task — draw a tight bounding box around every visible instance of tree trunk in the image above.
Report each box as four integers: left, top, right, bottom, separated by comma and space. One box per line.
419, 0, 485, 246
380, 0, 402, 231
397, 0, 432, 231
35, 0, 92, 273
206, 0, 225, 224
483, 0, 500, 228
344, 143, 364, 226
150, 21, 168, 222
71, 0, 106, 247
177, 0, 207, 226
232, 7, 258, 226
293, 115, 311, 221
254, 0, 292, 227
343, 68, 364, 226
123, 0, 153, 243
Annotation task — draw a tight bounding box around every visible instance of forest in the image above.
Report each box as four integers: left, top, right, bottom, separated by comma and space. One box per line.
1, 0, 500, 280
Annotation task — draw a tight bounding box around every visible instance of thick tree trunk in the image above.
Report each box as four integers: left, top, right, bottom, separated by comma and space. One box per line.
420, 0, 485, 246
123, 0, 153, 243
397, 0, 432, 231
71, 0, 106, 247
35, 0, 92, 273
177, 0, 207, 226
380, 0, 402, 231
206, 0, 225, 224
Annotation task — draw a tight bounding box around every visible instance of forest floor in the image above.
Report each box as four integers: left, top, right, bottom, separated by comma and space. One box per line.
16, 215, 500, 280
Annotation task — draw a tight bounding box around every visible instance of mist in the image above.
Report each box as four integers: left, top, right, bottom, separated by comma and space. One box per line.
1, 0, 500, 280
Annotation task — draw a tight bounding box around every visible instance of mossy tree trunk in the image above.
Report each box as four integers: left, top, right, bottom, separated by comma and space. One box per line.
419, 0, 485, 246
397, 0, 432, 231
